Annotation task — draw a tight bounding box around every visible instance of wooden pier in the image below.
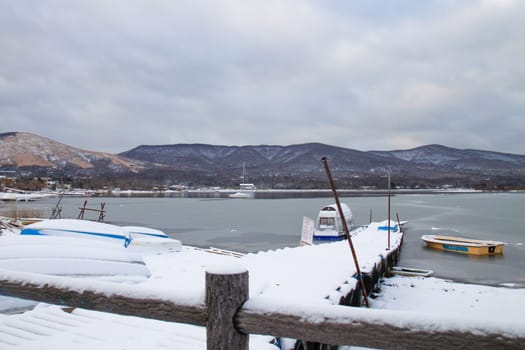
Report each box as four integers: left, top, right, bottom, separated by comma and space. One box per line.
1, 249, 523, 350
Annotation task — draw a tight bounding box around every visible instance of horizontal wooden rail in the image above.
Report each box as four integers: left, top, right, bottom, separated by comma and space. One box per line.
238, 300, 525, 350
0, 277, 207, 326
2, 269, 525, 350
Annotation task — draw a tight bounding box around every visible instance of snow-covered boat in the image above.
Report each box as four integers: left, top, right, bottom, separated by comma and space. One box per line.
21, 219, 181, 251
313, 203, 353, 241
421, 234, 505, 255
21, 219, 133, 246
0, 234, 151, 282
123, 225, 182, 250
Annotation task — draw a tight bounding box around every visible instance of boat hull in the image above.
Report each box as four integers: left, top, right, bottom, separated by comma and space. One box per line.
229, 192, 252, 199
312, 233, 346, 242
390, 266, 434, 277
0, 235, 151, 281
421, 235, 505, 255
21, 219, 181, 251
21, 219, 132, 247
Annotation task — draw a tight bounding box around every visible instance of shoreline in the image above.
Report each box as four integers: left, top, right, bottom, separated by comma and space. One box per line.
3, 187, 525, 202
93, 188, 500, 199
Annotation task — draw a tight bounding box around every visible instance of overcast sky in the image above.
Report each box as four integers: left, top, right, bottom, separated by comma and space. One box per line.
1, 0, 524, 154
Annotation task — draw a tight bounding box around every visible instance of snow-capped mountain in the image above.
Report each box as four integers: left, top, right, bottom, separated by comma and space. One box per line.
0, 132, 147, 175
121, 142, 525, 177
370, 144, 525, 173
120, 142, 410, 177
2, 132, 525, 187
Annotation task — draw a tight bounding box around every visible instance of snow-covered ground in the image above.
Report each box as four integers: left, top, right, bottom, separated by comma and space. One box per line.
371, 275, 525, 320
1, 218, 524, 349
0, 301, 278, 350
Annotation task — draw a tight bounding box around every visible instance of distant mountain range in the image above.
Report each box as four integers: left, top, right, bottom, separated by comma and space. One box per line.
2, 132, 525, 189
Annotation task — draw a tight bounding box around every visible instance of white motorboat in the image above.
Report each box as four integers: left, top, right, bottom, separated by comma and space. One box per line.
313, 203, 353, 241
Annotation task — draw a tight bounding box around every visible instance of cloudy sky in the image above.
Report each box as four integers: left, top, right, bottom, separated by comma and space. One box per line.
1, 0, 524, 154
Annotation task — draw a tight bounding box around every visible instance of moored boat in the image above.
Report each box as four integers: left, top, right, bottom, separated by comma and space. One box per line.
228, 191, 253, 199
229, 162, 256, 199
421, 234, 505, 255
313, 203, 353, 241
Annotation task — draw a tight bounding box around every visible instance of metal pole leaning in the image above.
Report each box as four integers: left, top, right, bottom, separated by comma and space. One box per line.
321, 157, 369, 307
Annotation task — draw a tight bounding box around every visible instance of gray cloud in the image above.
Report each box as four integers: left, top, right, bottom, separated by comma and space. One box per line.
1, 0, 524, 154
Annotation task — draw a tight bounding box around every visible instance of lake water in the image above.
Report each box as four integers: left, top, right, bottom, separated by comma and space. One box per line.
3, 192, 524, 287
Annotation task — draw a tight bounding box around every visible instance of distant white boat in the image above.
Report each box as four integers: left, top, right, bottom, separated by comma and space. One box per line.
239, 183, 256, 191
229, 162, 256, 199
313, 203, 353, 241
229, 191, 253, 199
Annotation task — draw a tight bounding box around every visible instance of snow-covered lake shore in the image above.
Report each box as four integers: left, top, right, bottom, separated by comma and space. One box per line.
1, 217, 524, 349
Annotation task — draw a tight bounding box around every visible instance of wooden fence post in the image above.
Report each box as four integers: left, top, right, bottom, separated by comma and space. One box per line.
206, 266, 249, 350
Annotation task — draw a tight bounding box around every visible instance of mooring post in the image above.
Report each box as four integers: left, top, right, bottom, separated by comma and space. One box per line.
206, 265, 249, 350
321, 157, 369, 307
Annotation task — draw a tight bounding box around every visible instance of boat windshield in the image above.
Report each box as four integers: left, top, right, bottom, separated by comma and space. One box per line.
318, 217, 335, 230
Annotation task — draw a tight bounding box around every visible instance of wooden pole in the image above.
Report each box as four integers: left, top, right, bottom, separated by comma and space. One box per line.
206, 269, 249, 350
98, 202, 106, 222
321, 157, 369, 307
387, 174, 391, 251
77, 200, 88, 219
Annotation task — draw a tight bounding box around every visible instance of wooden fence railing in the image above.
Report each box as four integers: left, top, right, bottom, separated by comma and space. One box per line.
1, 268, 524, 350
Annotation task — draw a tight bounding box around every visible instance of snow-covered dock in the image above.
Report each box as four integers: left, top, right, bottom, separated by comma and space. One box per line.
240, 221, 402, 306
1, 218, 524, 349
0, 219, 402, 348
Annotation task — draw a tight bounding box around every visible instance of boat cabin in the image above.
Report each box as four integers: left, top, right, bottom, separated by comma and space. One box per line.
239, 183, 256, 191
313, 203, 353, 241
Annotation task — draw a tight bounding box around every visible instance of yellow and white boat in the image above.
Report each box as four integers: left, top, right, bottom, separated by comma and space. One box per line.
421, 234, 505, 255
